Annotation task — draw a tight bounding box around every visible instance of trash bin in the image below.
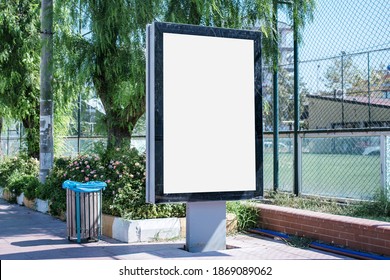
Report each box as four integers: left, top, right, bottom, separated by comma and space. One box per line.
62, 180, 106, 243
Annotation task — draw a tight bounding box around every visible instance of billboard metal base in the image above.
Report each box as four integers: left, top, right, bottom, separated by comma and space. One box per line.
185, 201, 226, 253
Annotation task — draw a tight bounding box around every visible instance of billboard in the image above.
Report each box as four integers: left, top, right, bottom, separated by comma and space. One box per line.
146, 22, 263, 203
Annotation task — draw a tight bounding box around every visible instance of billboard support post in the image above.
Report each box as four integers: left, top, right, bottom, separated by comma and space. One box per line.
186, 201, 226, 253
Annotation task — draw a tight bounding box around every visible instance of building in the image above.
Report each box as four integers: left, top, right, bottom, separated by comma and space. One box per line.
306, 94, 390, 130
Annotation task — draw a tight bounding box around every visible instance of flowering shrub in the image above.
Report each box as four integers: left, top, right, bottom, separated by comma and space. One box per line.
1, 148, 185, 220
64, 154, 105, 183
42, 147, 185, 220
105, 148, 185, 219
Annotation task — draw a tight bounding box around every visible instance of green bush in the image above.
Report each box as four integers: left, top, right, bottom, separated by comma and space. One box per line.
110, 180, 186, 220
6, 172, 26, 202
21, 175, 41, 200
36, 157, 70, 216
0, 155, 39, 183
97, 146, 185, 219
0, 155, 40, 202
38, 147, 185, 220
0, 149, 186, 220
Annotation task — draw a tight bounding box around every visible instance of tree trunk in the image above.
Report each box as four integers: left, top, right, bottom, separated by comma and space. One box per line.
93, 55, 143, 151
105, 108, 141, 150
39, 0, 54, 183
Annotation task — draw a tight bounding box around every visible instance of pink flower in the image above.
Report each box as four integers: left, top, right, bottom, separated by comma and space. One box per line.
86, 165, 90, 169
85, 177, 89, 181
105, 179, 111, 184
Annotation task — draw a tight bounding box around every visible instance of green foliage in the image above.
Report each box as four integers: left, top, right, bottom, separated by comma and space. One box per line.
111, 184, 186, 220
227, 201, 259, 231
0, 155, 40, 202
265, 190, 390, 222
20, 175, 41, 200
95, 146, 185, 219
0, 155, 39, 183
0, 0, 41, 158
36, 147, 185, 220
54, 0, 316, 149
6, 174, 41, 201
36, 157, 70, 216
284, 235, 313, 249
55, 0, 162, 148
64, 154, 105, 183
323, 56, 366, 96
6, 172, 26, 200
265, 191, 349, 215
348, 190, 390, 219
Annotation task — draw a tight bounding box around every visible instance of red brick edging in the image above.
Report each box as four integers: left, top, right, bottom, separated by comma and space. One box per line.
256, 204, 390, 257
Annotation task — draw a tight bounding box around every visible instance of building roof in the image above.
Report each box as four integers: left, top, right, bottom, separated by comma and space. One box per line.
307, 94, 390, 108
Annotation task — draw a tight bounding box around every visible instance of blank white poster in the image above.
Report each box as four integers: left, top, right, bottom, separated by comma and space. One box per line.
163, 33, 256, 194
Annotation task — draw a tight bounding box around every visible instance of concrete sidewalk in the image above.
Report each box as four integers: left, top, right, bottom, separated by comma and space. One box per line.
0, 198, 354, 260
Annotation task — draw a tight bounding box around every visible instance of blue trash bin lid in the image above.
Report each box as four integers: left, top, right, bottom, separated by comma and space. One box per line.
62, 180, 106, 192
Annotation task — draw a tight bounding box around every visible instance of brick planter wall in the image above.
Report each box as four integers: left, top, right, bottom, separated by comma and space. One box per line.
256, 204, 390, 257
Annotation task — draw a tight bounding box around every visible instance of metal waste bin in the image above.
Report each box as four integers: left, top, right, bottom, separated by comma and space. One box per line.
62, 180, 106, 243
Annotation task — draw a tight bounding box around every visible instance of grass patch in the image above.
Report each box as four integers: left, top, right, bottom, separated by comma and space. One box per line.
264, 190, 390, 222
263, 153, 381, 200
227, 201, 259, 232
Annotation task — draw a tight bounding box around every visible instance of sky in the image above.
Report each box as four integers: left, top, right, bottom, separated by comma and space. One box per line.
282, 0, 390, 93
300, 0, 390, 60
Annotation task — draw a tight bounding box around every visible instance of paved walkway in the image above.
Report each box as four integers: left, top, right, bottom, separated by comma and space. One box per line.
0, 198, 354, 260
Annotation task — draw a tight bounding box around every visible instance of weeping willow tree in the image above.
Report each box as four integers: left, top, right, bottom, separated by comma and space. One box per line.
56, 0, 316, 150
0, 0, 41, 159
55, 0, 162, 150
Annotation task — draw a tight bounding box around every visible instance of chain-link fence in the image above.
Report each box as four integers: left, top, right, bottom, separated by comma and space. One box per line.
0, 122, 23, 158
264, 0, 390, 200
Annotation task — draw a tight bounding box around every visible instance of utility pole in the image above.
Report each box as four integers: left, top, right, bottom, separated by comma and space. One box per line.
39, 0, 54, 183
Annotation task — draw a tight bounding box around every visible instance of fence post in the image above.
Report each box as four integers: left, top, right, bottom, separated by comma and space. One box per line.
272, 0, 279, 192
341, 51, 345, 127
298, 135, 302, 193
367, 51, 373, 128
7, 127, 10, 156
383, 135, 390, 199
77, 93, 81, 154
293, 3, 300, 196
